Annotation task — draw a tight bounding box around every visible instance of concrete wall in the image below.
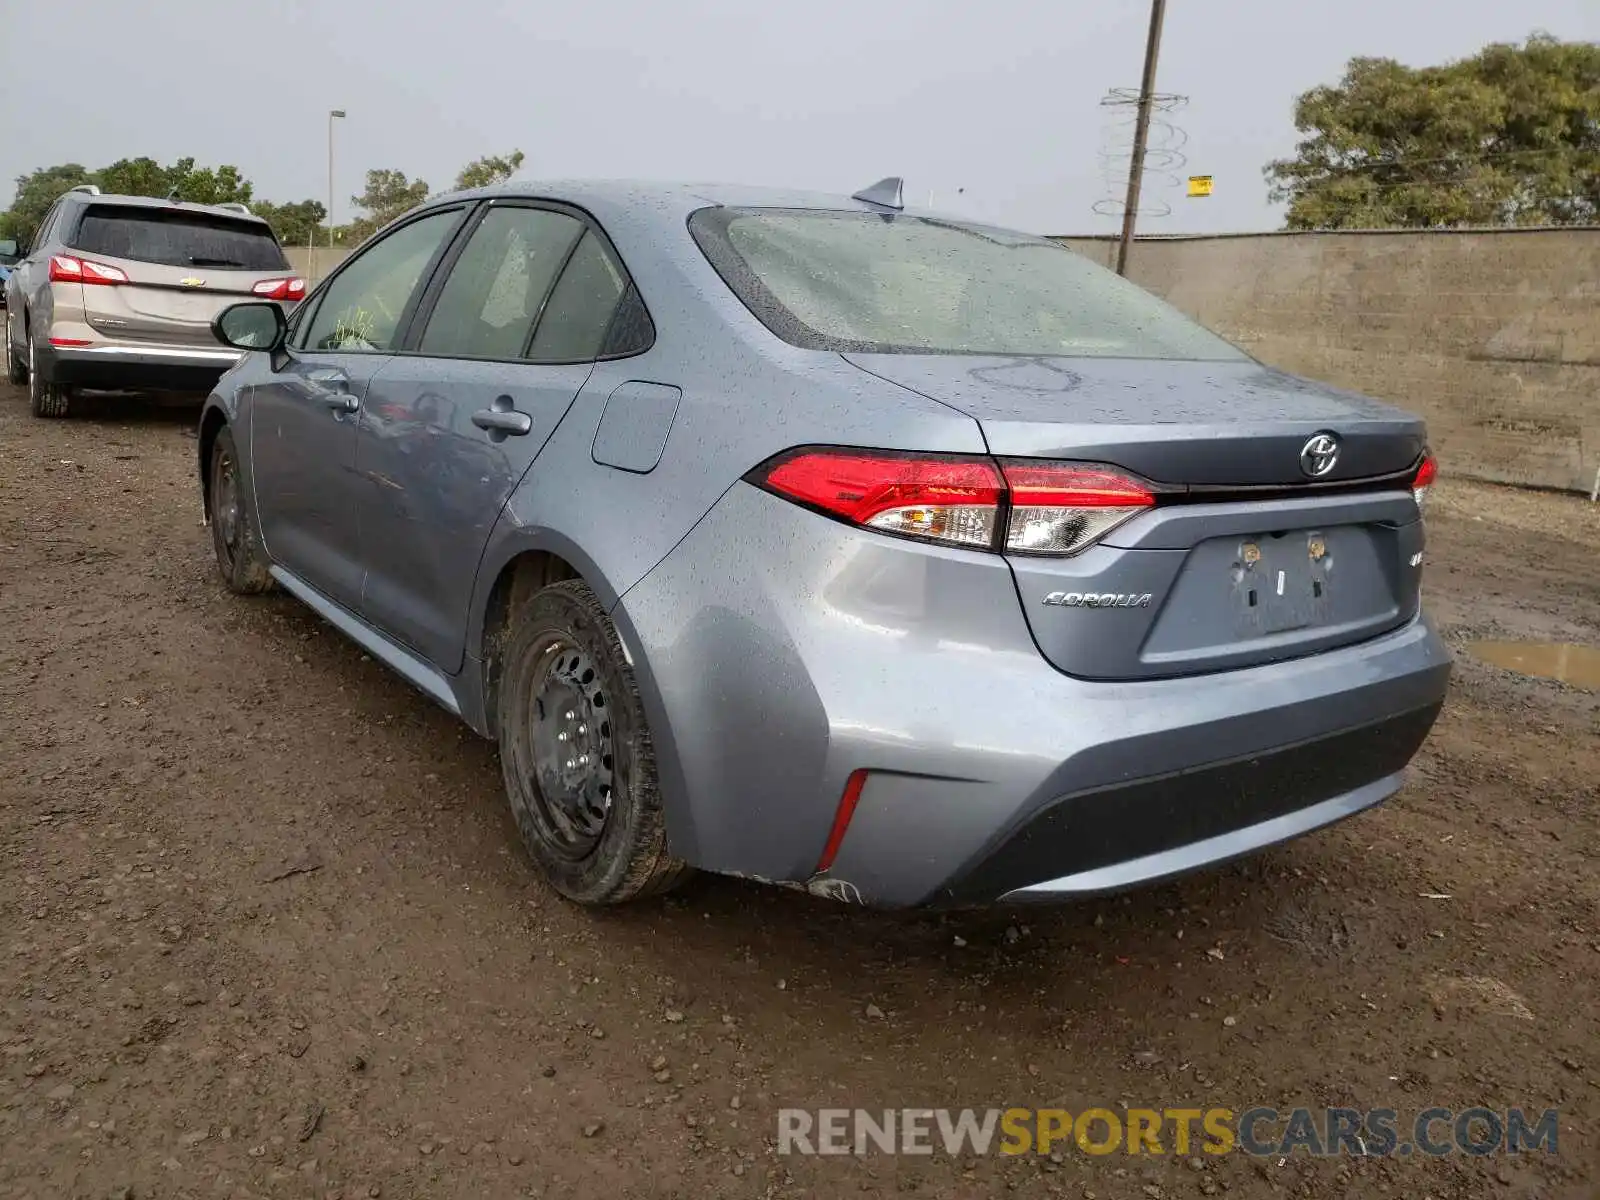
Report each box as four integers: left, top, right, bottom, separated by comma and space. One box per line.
1058, 229, 1600, 494
284, 245, 352, 282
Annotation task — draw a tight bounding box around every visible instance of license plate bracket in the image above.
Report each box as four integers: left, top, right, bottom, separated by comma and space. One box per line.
1229, 531, 1333, 635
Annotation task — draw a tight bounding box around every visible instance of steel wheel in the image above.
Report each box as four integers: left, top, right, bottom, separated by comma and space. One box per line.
524, 638, 616, 858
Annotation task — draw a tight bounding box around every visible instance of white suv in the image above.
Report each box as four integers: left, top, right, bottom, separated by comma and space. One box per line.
5, 186, 303, 417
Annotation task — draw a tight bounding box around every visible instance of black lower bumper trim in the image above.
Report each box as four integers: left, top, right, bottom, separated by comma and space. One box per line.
49, 355, 232, 395
944, 702, 1443, 904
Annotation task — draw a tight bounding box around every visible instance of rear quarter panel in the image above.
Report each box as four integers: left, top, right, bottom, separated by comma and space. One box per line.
462, 194, 986, 738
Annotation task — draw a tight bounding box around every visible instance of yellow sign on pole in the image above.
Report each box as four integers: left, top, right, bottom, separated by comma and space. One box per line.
1187, 175, 1213, 198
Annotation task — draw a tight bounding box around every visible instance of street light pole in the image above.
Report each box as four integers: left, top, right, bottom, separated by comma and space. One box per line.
1115, 0, 1167, 277
327, 109, 346, 279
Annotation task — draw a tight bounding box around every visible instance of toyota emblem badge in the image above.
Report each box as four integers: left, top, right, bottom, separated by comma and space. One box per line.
1300, 433, 1341, 478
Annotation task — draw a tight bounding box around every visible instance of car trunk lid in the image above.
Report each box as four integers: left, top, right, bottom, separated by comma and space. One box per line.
843, 353, 1429, 680
82, 262, 285, 347
844, 354, 1425, 484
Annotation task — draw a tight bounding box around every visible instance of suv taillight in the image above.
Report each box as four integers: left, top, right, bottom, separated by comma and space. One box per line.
49, 255, 128, 285
752, 447, 1159, 557
1412, 452, 1437, 509
252, 277, 306, 301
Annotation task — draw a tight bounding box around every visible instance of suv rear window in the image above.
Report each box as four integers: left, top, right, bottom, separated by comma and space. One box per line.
690, 207, 1246, 362
71, 205, 289, 271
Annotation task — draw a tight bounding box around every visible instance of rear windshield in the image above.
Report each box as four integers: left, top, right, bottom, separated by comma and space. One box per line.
71, 205, 288, 271
690, 208, 1246, 361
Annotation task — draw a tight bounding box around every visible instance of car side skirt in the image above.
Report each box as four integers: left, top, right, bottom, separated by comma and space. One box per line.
269, 566, 461, 717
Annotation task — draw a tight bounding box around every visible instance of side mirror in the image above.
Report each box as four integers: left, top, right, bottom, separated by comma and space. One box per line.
214, 301, 288, 352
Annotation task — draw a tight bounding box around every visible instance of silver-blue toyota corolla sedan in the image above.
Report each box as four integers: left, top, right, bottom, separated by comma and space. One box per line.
198, 177, 1451, 908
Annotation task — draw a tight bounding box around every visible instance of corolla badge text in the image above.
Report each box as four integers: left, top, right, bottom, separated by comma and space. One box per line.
1043, 591, 1154, 609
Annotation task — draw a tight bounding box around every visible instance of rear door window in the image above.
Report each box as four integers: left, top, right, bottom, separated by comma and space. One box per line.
71, 205, 289, 270
527, 231, 628, 362
418, 206, 585, 359
34, 201, 65, 249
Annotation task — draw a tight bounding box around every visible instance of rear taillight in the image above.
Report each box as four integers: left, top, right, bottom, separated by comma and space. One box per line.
753, 447, 1158, 556
1412, 452, 1437, 509
49, 255, 128, 285
252, 277, 306, 301
999, 460, 1156, 556
760, 449, 1004, 549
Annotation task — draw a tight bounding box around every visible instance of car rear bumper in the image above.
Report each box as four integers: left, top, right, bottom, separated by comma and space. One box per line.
45, 342, 243, 394
946, 702, 1440, 903
616, 483, 1453, 909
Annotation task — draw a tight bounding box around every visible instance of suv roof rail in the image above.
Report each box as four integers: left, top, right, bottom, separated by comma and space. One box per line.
67, 183, 101, 196
215, 202, 252, 215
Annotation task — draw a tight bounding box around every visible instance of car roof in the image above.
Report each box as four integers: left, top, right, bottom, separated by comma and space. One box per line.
63, 192, 273, 227
433, 178, 941, 220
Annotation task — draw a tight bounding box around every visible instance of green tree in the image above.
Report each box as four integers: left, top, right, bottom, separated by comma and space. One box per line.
95, 156, 173, 198
1265, 33, 1600, 229
1, 164, 94, 244
166, 159, 254, 206
252, 199, 329, 247
2, 157, 295, 249
347, 168, 430, 243
79, 157, 256, 206
454, 149, 526, 191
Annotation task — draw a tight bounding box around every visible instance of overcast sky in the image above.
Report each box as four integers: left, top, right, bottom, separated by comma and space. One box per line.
3, 1, 1596, 236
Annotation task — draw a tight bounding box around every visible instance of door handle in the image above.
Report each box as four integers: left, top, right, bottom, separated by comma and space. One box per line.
472, 399, 533, 437
305, 367, 358, 413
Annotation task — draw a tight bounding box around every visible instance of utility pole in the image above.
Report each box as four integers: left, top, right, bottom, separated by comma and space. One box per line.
1115, 0, 1168, 277
327, 109, 346, 280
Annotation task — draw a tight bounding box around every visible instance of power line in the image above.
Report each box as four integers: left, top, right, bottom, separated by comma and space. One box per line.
1095, 91, 1188, 222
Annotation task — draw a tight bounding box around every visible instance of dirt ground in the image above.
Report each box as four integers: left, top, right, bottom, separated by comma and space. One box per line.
1, 383, 1596, 1200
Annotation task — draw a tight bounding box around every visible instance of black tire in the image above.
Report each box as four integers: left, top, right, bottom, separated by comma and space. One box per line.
496, 579, 690, 905
208, 424, 273, 594
4, 312, 25, 386
27, 335, 69, 418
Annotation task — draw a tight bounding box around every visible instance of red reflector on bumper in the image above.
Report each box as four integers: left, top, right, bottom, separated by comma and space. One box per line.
49, 337, 92, 347
815, 769, 870, 873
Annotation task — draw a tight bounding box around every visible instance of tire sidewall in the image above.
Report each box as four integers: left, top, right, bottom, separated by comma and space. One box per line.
27, 335, 42, 407
497, 583, 661, 903
4, 311, 23, 384
27, 334, 67, 417
209, 424, 272, 593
